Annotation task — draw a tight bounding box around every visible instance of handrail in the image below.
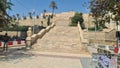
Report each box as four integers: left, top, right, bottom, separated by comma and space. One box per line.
77, 22, 88, 43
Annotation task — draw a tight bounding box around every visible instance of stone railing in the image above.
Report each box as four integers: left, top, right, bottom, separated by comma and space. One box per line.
77, 22, 88, 51
88, 31, 105, 45
104, 28, 116, 44
26, 23, 55, 49
88, 28, 116, 45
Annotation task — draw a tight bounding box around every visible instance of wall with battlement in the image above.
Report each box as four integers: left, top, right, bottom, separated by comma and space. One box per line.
0, 31, 21, 37
18, 17, 48, 27
17, 11, 94, 28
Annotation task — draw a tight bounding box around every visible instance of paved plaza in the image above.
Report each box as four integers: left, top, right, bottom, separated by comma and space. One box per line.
0, 18, 91, 68
0, 50, 84, 68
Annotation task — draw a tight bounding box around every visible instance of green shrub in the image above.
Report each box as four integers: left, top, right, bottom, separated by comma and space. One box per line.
69, 22, 77, 26
88, 27, 95, 31
88, 27, 103, 31
3, 25, 29, 31
70, 12, 85, 29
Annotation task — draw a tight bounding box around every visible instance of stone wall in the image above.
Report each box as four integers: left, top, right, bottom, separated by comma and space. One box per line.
87, 29, 116, 45
105, 29, 116, 45
43, 11, 94, 26
105, 29, 116, 41
19, 18, 48, 27
0, 31, 21, 37
88, 31, 105, 45
17, 11, 95, 29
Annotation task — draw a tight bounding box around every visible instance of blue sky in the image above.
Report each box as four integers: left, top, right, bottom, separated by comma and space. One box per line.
8, 0, 90, 16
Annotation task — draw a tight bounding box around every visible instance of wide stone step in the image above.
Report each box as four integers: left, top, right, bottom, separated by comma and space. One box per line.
32, 20, 89, 54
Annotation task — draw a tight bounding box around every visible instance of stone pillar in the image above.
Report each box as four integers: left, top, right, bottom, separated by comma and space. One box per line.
26, 27, 32, 49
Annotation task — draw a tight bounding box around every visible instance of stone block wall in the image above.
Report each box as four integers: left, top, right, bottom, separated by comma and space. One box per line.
0, 31, 21, 37
105, 29, 116, 41
88, 29, 116, 45
19, 18, 48, 27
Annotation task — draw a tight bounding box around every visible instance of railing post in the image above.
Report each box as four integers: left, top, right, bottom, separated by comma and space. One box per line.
26, 27, 32, 49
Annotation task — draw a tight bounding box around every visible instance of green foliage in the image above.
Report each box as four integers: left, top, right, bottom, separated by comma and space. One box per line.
3, 25, 29, 31
70, 12, 85, 29
88, 27, 96, 31
49, 1, 57, 9
90, 0, 120, 30
49, 1, 57, 18
0, 0, 13, 26
88, 27, 103, 31
92, 18, 107, 31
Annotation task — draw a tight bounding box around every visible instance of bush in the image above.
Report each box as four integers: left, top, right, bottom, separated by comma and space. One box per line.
88, 27, 103, 31
70, 12, 85, 29
3, 25, 29, 31
88, 27, 96, 31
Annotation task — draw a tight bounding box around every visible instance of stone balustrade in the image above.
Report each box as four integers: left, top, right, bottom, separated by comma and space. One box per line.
50, 23, 55, 28
26, 23, 55, 49
37, 29, 46, 38
87, 28, 116, 45
31, 34, 37, 44
46, 26, 51, 32
77, 22, 88, 52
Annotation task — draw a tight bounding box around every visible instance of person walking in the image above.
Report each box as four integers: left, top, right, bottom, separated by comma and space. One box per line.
3, 33, 9, 52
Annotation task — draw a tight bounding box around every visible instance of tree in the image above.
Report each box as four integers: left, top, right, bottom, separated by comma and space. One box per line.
107, 0, 120, 22
0, 0, 13, 27
12, 15, 16, 20
10, 15, 17, 26
90, 0, 120, 30
16, 13, 20, 20
70, 12, 85, 29
36, 15, 39, 19
90, 0, 104, 30
28, 12, 32, 19
49, 1, 57, 18
43, 9, 46, 19
22, 15, 26, 20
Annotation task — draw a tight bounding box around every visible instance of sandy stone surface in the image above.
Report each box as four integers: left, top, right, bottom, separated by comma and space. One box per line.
32, 20, 89, 54
0, 16, 91, 68
0, 50, 84, 68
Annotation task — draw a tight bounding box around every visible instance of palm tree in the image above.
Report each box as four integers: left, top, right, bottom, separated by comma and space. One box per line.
11, 15, 17, 25
12, 15, 16, 20
22, 16, 26, 20
28, 12, 32, 19
36, 15, 39, 19
0, 0, 13, 27
16, 13, 20, 20
49, 1, 57, 18
43, 9, 46, 19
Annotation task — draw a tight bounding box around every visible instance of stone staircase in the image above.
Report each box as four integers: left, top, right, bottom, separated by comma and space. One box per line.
32, 18, 89, 54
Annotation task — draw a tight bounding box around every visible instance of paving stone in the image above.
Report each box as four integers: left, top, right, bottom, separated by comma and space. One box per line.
32, 19, 89, 54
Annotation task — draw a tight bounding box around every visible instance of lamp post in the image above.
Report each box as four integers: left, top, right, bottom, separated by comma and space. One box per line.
32, 10, 35, 34
94, 19, 97, 47
88, 14, 90, 45
109, 11, 113, 28
116, 21, 120, 54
